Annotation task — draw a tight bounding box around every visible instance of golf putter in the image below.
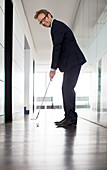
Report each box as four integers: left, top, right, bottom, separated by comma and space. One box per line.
36, 80, 51, 120
31, 80, 51, 125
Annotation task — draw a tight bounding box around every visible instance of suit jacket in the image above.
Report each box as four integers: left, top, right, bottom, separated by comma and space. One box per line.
51, 19, 87, 72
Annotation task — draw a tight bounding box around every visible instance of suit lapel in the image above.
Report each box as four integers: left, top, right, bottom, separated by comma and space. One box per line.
51, 19, 55, 42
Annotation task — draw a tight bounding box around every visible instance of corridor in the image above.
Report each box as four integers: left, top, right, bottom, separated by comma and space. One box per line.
0, 0, 107, 169
0, 110, 107, 170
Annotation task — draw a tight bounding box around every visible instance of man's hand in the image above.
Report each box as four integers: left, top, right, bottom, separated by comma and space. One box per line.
49, 71, 56, 80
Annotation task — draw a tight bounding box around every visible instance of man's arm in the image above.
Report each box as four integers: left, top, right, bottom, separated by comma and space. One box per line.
51, 24, 65, 69
50, 22, 65, 80
50, 29, 64, 80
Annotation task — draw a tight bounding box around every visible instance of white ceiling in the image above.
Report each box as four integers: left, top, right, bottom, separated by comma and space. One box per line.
21, 0, 107, 72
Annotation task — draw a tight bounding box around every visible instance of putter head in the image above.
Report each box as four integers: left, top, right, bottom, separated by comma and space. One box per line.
36, 112, 39, 120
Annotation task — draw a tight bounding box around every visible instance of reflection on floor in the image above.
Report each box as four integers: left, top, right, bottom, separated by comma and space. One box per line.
0, 109, 107, 170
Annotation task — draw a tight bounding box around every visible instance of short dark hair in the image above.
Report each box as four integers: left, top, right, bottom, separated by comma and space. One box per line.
34, 9, 53, 19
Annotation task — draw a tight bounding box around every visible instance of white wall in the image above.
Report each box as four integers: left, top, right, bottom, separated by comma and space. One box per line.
86, 21, 107, 66
12, 1, 36, 116
12, 0, 36, 57
88, 22, 107, 111
101, 54, 107, 111
12, 7, 24, 115
0, 0, 4, 116
24, 49, 33, 112
90, 63, 98, 110
9, 0, 36, 118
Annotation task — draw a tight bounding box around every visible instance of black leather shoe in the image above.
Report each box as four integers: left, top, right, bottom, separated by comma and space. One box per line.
54, 118, 66, 124
56, 119, 77, 127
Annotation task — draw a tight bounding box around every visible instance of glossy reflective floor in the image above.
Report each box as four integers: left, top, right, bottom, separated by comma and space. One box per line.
78, 108, 107, 128
0, 110, 107, 170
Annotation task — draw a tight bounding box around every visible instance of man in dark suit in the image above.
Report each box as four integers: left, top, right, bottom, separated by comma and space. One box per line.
34, 9, 87, 127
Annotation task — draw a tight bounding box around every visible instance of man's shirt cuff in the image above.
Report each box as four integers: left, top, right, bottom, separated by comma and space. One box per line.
50, 68, 56, 72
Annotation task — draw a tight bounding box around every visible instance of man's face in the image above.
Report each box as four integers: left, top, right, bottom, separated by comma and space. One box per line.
37, 13, 52, 27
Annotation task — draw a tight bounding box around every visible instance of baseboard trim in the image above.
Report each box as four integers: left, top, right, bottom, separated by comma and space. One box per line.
80, 117, 107, 128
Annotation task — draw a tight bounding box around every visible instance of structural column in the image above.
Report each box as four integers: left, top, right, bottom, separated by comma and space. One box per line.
4, 0, 13, 122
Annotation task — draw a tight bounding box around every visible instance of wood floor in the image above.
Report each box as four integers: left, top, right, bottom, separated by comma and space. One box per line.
0, 110, 107, 170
